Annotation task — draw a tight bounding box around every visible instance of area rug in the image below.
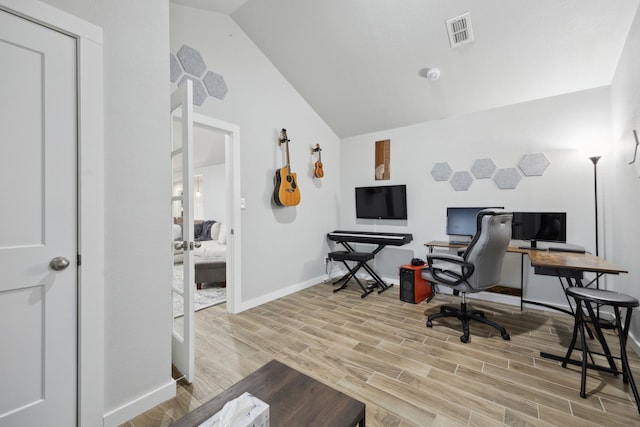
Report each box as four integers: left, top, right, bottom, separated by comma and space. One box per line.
173, 264, 226, 318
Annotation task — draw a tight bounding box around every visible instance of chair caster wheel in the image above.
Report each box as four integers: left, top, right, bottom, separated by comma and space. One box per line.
502, 333, 511, 340
426, 320, 433, 328
460, 335, 469, 343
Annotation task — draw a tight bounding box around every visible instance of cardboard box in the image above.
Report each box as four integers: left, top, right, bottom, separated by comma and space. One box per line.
199, 392, 269, 427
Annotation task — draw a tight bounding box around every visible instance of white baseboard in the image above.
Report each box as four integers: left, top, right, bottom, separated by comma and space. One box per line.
235, 275, 323, 313
102, 379, 176, 427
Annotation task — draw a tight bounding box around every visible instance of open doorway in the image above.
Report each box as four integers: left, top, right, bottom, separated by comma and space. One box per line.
170, 105, 242, 383
171, 112, 241, 315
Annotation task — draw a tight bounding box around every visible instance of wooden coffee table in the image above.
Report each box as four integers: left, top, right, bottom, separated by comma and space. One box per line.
170, 359, 365, 426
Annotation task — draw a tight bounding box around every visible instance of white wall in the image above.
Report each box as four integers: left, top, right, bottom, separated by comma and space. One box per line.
41, 0, 174, 424
170, 4, 342, 303
340, 87, 613, 308
196, 164, 226, 222
610, 6, 640, 345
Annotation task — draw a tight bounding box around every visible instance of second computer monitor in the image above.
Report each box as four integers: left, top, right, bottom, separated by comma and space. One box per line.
446, 207, 503, 242
511, 211, 567, 249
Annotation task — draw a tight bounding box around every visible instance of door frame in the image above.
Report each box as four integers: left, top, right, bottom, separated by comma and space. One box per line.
191, 112, 242, 313
0, 1, 105, 426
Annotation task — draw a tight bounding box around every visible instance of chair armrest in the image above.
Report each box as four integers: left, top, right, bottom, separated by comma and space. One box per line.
425, 253, 475, 287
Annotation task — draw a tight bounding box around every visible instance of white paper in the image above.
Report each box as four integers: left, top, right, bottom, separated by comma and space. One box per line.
199, 392, 269, 427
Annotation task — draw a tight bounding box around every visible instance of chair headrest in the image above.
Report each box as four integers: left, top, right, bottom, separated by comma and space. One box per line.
464, 209, 513, 259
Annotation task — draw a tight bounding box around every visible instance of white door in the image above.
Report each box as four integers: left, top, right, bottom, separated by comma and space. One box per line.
171, 81, 195, 383
0, 9, 77, 426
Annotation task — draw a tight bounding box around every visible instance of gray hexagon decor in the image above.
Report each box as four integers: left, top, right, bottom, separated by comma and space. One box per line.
431, 162, 453, 181
177, 45, 207, 77
178, 75, 207, 106
450, 171, 474, 191
170, 54, 182, 83
171, 44, 230, 105
518, 153, 551, 176
471, 158, 497, 179
493, 168, 522, 189
203, 70, 228, 99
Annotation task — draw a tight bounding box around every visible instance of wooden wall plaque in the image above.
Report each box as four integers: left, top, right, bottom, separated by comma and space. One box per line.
375, 139, 390, 180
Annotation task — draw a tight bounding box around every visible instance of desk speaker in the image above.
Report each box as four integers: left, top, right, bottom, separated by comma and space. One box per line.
399, 264, 433, 304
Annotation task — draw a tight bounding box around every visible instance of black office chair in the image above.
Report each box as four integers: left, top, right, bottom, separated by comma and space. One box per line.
422, 209, 513, 343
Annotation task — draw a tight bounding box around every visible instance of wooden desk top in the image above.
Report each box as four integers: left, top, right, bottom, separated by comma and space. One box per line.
425, 240, 531, 254
425, 240, 626, 274
527, 250, 627, 274
170, 359, 365, 427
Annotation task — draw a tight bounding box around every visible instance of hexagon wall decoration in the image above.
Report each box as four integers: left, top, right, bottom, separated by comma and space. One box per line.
178, 75, 207, 106
471, 158, 497, 179
450, 171, 474, 191
431, 162, 453, 181
493, 168, 522, 189
177, 45, 207, 77
203, 70, 228, 99
171, 44, 230, 105
518, 153, 551, 176
170, 54, 182, 83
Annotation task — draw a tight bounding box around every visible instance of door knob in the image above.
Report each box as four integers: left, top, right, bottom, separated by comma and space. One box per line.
50, 256, 70, 271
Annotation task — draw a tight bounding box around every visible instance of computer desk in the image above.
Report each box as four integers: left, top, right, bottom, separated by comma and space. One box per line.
425, 241, 627, 314
426, 240, 628, 366
527, 250, 628, 366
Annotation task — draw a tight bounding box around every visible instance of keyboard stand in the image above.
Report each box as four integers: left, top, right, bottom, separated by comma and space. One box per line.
328, 241, 392, 297
328, 251, 376, 298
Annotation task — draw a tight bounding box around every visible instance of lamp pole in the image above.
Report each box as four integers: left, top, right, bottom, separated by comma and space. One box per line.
589, 156, 601, 321
589, 156, 601, 261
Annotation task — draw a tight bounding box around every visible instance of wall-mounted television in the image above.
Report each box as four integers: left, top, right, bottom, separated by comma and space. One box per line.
511, 211, 567, 249
446, 207, 504, 241
355, 184, 407, 220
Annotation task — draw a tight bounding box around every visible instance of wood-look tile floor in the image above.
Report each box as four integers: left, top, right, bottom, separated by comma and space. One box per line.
122, 283, 640, 426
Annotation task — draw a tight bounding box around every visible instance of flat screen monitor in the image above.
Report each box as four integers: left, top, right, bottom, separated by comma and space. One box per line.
355, 184, 407, 220
446, 207, 503, 241
511, 212, 567, 249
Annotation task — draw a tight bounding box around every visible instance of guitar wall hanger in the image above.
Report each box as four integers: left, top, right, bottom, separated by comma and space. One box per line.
629, 128, 639, 165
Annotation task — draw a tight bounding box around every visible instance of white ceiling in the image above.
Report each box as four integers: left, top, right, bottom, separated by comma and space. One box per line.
173, 0, 640, 138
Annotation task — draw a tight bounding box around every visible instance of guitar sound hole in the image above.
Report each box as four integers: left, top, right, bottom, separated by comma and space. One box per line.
287, 175, 297, 189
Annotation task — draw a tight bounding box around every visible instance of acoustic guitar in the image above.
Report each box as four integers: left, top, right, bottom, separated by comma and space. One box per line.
273, 129, 301, 206
313, 144, 324, 178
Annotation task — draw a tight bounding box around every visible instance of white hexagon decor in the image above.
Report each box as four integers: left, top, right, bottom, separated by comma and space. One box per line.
170, 54, 182, 83
450, 171, 474, 191
178, 75, 207, 106
493, 168, 522, 189
203, 70, 228, 99
519, 153, 551, 176
171, 44, 230, 106
177, 45, 207, 77
431, 162, 453, 181
471, 158, 497, 179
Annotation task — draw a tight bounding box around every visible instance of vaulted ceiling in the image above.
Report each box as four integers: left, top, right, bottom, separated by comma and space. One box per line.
173, 0, 640, 138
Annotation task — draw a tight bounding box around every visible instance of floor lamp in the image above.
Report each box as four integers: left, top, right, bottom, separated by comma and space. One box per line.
589, 156, 601, 320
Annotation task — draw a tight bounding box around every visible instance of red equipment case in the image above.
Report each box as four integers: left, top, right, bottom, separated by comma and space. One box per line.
399, 264, 433, 303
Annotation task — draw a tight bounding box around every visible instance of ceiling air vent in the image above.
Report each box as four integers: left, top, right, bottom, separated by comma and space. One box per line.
446, 12, 474, 48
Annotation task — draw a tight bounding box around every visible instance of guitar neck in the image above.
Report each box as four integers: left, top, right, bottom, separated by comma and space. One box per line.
285, 138, 291, 173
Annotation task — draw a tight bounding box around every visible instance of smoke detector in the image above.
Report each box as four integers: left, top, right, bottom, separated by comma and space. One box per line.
446, 12, 474, 48
419, 67, 441, 81
425, 68, 440, 81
